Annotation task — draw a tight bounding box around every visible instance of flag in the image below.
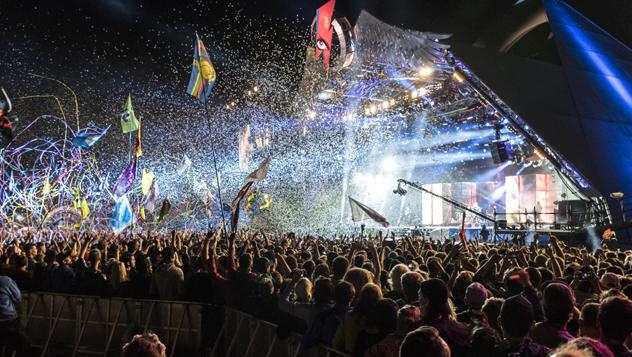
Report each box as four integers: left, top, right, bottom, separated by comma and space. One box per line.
244, 188, 258, 213
135, 118, 142, 157
231, 181, 254, 233
314, 0, 336, 74
245, 156, 270, 184
144, 179, 160, 213
177, 155, 192, 175
80, 199, 90, 219
120, 95, 140, 134
112, 157, 138, 198
42, 173, 51, 195
72, 125, 110, 149
348, 196, 389, 227
259, 194, 272, 210
111, 194, 134, 234
141, 169, 155, 196
158, 198, 171, 222
187, 33, 216, 103
139, 207, 146, 220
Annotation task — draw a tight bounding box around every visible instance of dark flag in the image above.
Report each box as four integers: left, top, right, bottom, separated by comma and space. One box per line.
348, 196, 390, 227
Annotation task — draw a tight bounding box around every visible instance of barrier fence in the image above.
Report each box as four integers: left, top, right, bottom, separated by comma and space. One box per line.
15, 292, 351, 357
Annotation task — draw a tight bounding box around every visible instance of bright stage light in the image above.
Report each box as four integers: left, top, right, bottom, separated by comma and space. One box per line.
453, 72, 464, 83
382, 101, 390, 109
382, 156, 397, 171
253, 86, 259, 92
417, 88, 427, 96
418, 66, 434, 76
389, 99, 396, 106
410, 91, 418, 99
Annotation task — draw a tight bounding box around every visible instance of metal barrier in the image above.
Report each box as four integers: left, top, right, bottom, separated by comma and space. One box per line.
19, 292, 213, 357
16, 293, 351, 357
210, 307, 351, 357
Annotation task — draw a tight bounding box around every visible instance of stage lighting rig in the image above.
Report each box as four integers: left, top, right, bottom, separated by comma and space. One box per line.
393, 182, 407, 196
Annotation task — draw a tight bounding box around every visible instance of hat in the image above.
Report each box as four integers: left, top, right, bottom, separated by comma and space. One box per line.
600, 272, 621, 290
419, 278, 449, 306
465, 282, 489, 309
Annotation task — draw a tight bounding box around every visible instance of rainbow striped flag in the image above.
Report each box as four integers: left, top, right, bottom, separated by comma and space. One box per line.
187, 33, 216, 103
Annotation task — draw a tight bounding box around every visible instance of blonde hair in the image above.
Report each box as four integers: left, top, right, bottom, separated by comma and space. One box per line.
390, 264, 410, 293
295, 277, 313, 303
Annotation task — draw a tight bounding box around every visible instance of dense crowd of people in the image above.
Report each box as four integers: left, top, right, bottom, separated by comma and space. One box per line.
0, 228, 631, 357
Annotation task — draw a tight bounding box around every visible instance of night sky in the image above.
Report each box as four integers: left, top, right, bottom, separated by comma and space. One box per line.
3, 0, 632, 105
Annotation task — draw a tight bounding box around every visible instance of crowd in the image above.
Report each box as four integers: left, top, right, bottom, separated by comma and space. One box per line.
0, 228, 631, 357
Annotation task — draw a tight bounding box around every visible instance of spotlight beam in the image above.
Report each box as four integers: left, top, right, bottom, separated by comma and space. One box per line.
395, 179, 496, 223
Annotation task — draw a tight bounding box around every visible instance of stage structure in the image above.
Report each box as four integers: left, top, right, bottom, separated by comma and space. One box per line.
279, 6, 617, 236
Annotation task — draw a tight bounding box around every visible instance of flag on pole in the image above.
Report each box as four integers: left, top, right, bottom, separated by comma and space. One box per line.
230, 181, 254, 233
112, 157, 138, 198
348, 196, 390, 227
314, 0, 336, 74
245, 156, 270, 184
111, 194, 134, 234
144, 179, 160, 213
72, 126, 110, 149
135, 118, 142, 157
120, 95, 140, 134
187, 33, 216, 103
141, 169, 155, 196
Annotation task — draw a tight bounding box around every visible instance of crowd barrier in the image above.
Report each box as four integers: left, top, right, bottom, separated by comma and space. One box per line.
15, 292, 351, 357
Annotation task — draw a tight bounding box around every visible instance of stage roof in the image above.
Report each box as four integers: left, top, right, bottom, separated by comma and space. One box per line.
450, 0, 632, 218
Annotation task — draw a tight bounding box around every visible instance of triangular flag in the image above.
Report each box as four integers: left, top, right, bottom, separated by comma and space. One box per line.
231, 181, 254, 233
245, 156, 270, 184
120, 95, 140, 134
72, 126, 110, 149
348, 196, 390, 227
141, 169, 155, 196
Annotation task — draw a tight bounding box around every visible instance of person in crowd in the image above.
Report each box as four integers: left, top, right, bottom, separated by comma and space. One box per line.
417, 278, 470, 357
121, 332, 167, 357
578, 302, 600, 339
550, 337, 614, 357
598, 296, 632, 357
530, 282, 576, 348
0, 227, 631, 357
365, 305, 420, 357
399, 326, 451, 357
150, 247, 184, 300
498, 295, 550, 357
0, 275, 25, 354
333, 283, 382, 354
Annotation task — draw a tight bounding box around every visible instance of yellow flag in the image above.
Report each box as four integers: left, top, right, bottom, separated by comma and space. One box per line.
42, 175, 51, 195
135, 118, 143, 157
141, 169, 155, 196
139, 207, 146, 220
81, 199, 90, 219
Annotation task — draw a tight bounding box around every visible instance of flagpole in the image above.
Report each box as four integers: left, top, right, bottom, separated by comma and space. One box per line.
201, 88, 227, 230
